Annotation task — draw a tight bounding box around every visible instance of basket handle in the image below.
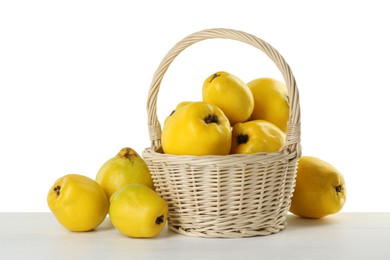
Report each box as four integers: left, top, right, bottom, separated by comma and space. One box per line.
146, 28, 301, 154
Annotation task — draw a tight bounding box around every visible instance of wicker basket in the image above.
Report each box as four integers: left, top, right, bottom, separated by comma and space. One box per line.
142, 28, 301, 238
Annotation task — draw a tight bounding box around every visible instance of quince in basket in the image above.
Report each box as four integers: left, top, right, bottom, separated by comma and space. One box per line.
203, 71, 254, 125
162, 101, 232, 156
248, 77, 289, 132
230, 119, 285, 154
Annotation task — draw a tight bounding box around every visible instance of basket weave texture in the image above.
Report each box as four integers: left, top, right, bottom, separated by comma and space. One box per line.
143, 28, 301, 238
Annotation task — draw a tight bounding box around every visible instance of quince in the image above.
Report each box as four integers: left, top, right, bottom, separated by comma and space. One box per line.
162, 102, 231, 155
248, 78, 289, 132
203, 71, 254, 125
47, 174, 109, 231
109, 184, 168, 238
230, 120, 285, 154
290, 156, 347, 218
96, 147, 154, 199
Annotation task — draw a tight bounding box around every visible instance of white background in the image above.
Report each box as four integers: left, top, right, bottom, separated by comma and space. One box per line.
1, 0, 389, 212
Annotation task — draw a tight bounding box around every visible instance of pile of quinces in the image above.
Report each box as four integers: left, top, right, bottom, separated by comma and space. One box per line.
162, 71, 289, 156
47, 147, 168, 238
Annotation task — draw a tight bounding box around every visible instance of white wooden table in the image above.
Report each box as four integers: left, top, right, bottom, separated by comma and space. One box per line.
1, 213, 389, 259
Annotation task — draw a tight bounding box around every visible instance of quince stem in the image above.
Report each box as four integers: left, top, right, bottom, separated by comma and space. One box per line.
209, 73, 221, 83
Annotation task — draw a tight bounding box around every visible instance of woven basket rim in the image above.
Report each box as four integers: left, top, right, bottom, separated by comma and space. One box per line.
142, 147, 298, 165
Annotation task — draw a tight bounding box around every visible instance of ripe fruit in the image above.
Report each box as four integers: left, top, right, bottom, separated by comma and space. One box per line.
109, 184, 168, 238
248, 78, 289, 132
47, 174, 109, 232
162, 101, 232, 155
289, 156, 347, 219
96, 147, 154, 199
203, 71, 254, 125
230, 120, 285, 154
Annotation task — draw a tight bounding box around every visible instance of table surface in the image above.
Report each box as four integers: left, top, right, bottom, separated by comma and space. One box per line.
1, 212, 389, 259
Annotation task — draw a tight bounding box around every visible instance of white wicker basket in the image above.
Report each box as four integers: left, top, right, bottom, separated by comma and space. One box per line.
143, 28, 301, 238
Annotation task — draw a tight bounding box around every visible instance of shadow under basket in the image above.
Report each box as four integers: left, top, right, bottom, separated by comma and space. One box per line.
142, 28, 302, 238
